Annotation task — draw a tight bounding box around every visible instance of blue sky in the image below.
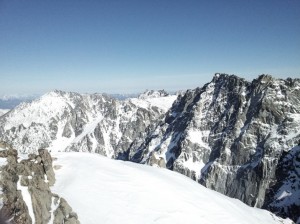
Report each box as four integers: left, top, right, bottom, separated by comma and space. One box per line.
0, 0, 299, 95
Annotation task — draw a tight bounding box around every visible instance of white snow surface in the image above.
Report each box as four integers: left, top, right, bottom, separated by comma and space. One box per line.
17, 176, 35, 223
277, 191, 293, 200
0, 147, 7, 166
0, 109, 9, 116
186, 129, 210, 148
129, 95, 177, 111
52, 152, 292, 224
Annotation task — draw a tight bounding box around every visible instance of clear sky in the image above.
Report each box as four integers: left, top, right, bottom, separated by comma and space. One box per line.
0, 0, 299, 96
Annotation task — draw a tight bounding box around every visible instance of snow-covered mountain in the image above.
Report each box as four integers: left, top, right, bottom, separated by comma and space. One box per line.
129, 74, 300, 223
0, 74, 300, 222
0, 90, 176, 157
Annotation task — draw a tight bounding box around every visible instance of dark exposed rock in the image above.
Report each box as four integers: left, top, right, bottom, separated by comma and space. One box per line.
62, 122, 73, 138
38, 149, 55, 186
0, 147, 32, 224
53, 197, 80, 224
263, 146, 300, 222
0, 144, 80, 224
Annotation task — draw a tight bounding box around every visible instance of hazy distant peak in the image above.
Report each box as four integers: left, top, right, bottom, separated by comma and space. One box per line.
108, 93, 139, 100
0, 94, 40, 109
0, 93, 39, 101
138, 90, 169, 99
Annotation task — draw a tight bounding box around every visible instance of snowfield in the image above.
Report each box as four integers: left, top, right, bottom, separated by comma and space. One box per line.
52, 152, 292, 224
129, 95, 177, 111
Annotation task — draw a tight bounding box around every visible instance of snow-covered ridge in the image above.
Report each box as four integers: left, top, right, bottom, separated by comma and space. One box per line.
0, 90, 177, 156
129, 95, 177, 111
52, 152, 292, 224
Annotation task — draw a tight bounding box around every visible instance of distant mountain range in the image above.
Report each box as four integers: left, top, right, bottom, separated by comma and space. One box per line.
0, 94, 40, 109
0, 91, 175, 109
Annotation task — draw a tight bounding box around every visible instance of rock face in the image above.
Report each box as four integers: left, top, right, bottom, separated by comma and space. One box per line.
0, 143, 79, 224
0, 90, 176, 158
0, 146, 32, 223
129, 74, 300, 222
263, 145, 300, 223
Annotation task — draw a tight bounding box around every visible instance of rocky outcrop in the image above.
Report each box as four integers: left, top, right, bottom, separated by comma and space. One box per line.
129, 74, 300, 222
0, 147, 32, 223
52, 195, 79, 224
0, 143, 79, 224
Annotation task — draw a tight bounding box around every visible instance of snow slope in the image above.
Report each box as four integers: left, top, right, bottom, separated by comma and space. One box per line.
0, 109, 9, 116
52, 152, 292, 224
128, 95, 177, 111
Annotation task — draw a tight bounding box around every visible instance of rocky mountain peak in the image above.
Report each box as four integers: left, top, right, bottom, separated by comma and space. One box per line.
212, 73, 247, 83
129, 74, 300, 222
210, 73, 249, 95
257, 73, 274, 81
52, 89, 66, 95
